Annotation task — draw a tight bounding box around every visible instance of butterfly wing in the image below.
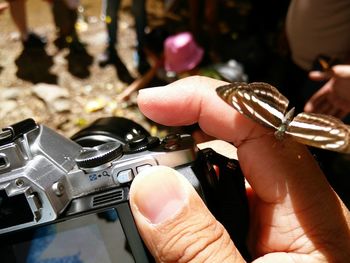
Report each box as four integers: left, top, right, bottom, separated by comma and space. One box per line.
216, 82, 289, 129
287, 112, 350, 153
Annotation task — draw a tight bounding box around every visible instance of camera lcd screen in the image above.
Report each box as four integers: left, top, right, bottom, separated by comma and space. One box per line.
0, 208, 136, 263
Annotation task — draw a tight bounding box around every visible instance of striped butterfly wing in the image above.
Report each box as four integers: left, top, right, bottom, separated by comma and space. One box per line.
287, 112, 350, 153
216, 82, 289, 129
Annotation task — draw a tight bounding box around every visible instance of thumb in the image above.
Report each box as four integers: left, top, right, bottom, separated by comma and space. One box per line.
129, 166, 245, 263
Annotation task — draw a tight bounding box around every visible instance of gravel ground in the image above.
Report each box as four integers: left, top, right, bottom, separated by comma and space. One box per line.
0, 0, 166, 138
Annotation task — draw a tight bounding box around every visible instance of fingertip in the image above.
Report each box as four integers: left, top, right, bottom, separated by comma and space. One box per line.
137, 76, 258, 142
303, 102, 313, 112
137, 81, 203, 126
309, 70, 328, 81
130, 166, 190, 224
332, 65, 350, 78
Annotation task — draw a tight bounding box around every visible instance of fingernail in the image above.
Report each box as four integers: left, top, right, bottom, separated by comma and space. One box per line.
130, 166, 188, 224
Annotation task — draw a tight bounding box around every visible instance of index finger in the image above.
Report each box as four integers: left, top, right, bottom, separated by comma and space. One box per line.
137, 76, 332, 204
309, 70, 332, 81
138, 76, 265, 145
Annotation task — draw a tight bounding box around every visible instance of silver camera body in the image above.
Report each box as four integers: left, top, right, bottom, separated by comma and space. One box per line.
0, 118, 201, 232
0, 118, 249, 262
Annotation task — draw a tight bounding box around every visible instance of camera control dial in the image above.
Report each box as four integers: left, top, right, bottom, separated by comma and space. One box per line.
75, 142, 123, 171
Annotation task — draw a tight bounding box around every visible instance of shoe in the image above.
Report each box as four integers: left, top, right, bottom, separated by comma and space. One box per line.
54, 36, 68, 50
22, 33, 46, 49
98, 46, 118, 67
68, 39, 87, 54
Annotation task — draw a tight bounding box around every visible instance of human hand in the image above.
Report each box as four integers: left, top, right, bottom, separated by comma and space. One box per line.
129, 76, 350, 262
0, 2, 8, 14
304, 65, 350, 119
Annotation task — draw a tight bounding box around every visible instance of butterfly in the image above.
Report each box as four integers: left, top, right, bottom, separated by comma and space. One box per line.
216, 82, 350, 153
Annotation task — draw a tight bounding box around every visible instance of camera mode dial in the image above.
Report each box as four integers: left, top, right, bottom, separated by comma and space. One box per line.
75, 142, 123, 170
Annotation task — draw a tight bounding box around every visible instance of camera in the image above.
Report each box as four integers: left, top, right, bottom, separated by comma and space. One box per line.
0, 117, 249, 262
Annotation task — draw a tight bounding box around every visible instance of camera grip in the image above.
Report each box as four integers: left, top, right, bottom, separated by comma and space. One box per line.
193, 148, 251, 261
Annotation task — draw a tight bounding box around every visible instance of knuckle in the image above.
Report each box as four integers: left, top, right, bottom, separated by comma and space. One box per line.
155, 214, 234, 262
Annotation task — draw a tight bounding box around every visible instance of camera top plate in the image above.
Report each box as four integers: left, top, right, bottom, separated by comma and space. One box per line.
0, 119, 197, 235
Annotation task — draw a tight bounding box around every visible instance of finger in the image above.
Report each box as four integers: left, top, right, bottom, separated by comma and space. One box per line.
333, 109, 348, 119
0, 2, 8, 13
328, 94, 350, 118
129, 166, 245, 263
334, 101, 350, 116
138, 76, 266, 145
308, 70, 332, 81
314, 100, 336, 115
304, 79, 347, 116
138, 76, 334, 201
332, 65, 350, 79
304, 81, 332, 113
304, 95, 329, 113
327, 106, 343, 117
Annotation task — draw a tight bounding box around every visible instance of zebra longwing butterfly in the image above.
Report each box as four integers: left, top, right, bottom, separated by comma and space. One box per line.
216, 82, 350, 153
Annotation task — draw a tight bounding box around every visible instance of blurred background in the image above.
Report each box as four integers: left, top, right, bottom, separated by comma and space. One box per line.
1, 0, 350, 207
0, 0, 290, 137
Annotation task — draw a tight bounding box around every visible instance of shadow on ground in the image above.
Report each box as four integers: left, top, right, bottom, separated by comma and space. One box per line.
65, 46, 94, 79
15, 47, 57, 84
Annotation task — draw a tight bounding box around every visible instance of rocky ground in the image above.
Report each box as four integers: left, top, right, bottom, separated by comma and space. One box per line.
0, 0, 166, 138
0, 0, 291, 138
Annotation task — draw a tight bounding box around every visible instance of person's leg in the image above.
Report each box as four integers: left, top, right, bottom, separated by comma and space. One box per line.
8, 0, 28, 40
131, 0, 146, 54
132, 0, 150, 74
104, 0, 121, 48
98, 0, 121, 66
52, 0, 83, 51
204, 0, 220, 61
53, 0, 78, 38
8, 0, 46, 48
189, 0, 200, 37
204, 0, 218, 39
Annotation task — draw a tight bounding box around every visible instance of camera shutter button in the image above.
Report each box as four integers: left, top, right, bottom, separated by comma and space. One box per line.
124, 135, 160, 153
128, 134, 148, 148
163, 134, 181, 150
75, 142, 123, 170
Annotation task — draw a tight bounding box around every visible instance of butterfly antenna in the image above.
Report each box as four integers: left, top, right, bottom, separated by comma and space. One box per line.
284, 107, 295, 123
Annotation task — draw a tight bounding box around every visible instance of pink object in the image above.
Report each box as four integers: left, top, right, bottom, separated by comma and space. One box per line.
164, 32, 204, 73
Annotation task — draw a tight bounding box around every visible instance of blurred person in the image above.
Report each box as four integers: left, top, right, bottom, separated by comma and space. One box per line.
189, 0, 220, 62
162, 31, 204, 77
305, 64, 350, 119
279, 0, 350, 211
99, 0, 150, 74
7, 0, 83, 51
52, 0, 85, 52
7, 0, 47, 48
189, 0, 218, 39
51, 0, 92, 79
285, 0, 350, 118
0, 2, 8, 13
